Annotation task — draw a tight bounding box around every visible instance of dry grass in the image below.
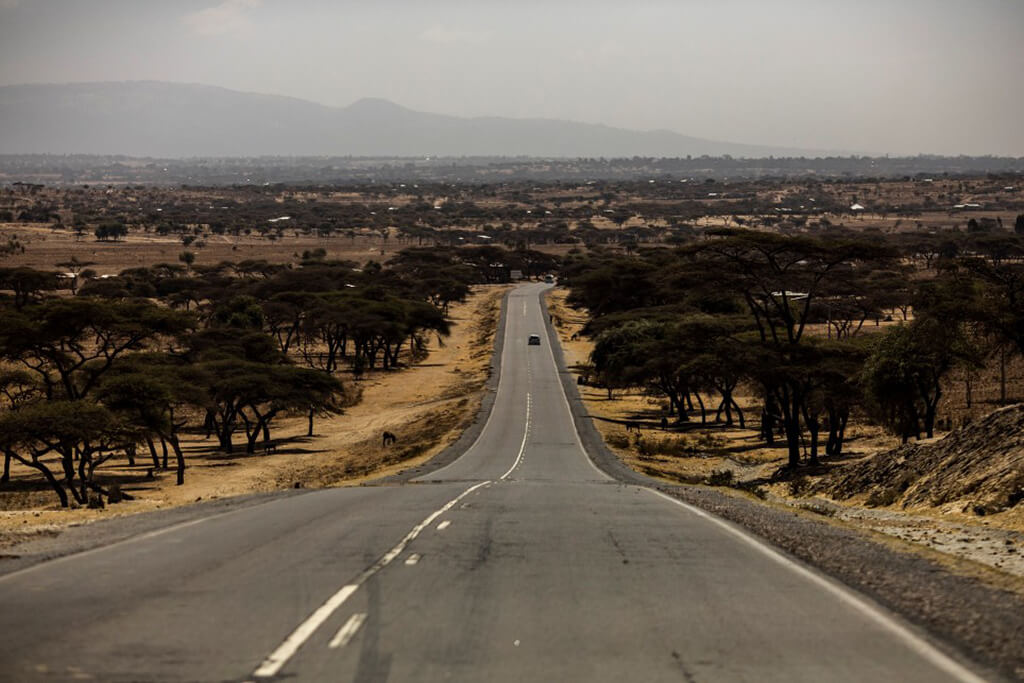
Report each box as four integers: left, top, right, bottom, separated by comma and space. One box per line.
0, 284, 510, 548
0, 223, 409, 274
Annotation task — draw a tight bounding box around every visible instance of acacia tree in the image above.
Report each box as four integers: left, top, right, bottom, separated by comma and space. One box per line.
686, 230, 889, 466
0, 267, 58, 309
590, 320, 658, 401
55, 257, 97, 294
0, 400, 134, 507
0, 298, 194, 401
861, 317, 975, 442
97, 357, 208, 485
199, 358, 344, 453
0, 369, 42, 484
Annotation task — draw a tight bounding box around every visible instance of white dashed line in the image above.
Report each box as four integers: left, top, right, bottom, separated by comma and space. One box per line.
252, 480, 490, 678
404, 553, 421, 566
499, 392, 531, 480
328, 613, 367, 649
436, 521, 451, 531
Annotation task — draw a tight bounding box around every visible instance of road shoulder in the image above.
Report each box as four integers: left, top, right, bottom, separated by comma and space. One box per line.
540, 287, 1024, 682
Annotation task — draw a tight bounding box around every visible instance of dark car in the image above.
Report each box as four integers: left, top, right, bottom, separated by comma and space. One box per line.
528, 334, 541, 345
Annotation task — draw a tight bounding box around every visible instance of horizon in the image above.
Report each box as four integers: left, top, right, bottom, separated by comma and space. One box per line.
1, 1, 1022, 157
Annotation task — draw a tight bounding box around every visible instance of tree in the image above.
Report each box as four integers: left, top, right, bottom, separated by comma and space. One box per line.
55, 257, 96, 294
861, 317, 975, 442
0, 400, 132, 507
97, 357, 208, 485
688, 230, 889, 465
197, 359, 344, 453
0, 369, 43, 484
94, 222, 127, 241
0, 298, 194, 401
0, 267, 58, 309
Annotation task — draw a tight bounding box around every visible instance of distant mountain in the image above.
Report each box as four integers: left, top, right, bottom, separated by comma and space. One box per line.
0, 81, 822, 158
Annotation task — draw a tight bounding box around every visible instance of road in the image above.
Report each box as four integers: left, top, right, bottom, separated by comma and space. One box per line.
0, 283, 990, 682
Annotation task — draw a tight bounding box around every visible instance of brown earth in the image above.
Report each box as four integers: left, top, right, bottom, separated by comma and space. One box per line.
0, 284, 510, 550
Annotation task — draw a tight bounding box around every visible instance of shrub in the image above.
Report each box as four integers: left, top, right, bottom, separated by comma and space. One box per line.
707, 469, 735, 486
606, 431, 631, 449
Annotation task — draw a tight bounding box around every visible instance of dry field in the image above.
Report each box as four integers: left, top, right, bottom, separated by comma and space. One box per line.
0, 222, 410, 275
0, 284, 510, 550
546, 288, 1024, 580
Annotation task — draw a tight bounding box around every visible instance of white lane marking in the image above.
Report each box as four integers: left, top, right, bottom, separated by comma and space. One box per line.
539, 289, 613, 482
499, 392, 531, 480
522, 300, 527, 317
645, 488, 988, 683
253, 480, 490, 678
0, 493, 297, 585
413, 287, 516, 481
404, 553, 420, 566
328, 613, 367, 649
436, 521, 451, 531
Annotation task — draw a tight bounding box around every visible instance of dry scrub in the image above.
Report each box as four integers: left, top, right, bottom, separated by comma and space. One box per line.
0, 285, 510, 549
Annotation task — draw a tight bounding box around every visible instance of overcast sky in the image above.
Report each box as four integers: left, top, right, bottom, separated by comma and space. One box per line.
1, 0, 1022, 155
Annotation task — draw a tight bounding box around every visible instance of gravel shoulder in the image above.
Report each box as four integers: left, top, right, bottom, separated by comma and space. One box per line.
541, 287, 1024, 682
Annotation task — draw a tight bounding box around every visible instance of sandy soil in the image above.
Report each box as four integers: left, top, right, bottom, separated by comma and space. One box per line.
545, 288, 1024, 580
0, 284, 510, 551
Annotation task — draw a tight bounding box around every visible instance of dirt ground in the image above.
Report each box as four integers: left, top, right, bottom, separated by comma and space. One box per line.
0, 222, 411, 274
0, 284, 510, 551
546, 288, 1024, 580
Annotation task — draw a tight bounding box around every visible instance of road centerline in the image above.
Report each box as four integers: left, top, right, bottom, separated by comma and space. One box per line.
251, 480, 490, 679
499, 392, 531, 480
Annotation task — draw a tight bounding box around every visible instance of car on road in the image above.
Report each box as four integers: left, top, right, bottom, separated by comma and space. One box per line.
528, 334, 541, 345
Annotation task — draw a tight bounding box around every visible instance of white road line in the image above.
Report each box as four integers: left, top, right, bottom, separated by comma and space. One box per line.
499, 392, 531, 480
328, 613, 367, 649
645, 488, 988, 683
436, 521, 451, 531
539, 288, 613, 481
414, 289, 514, 481
0, 500, 265, 584
252, 480, 490, 678
404, 554, 420, 566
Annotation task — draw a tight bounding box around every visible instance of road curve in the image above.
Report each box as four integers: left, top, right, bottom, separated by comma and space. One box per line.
0, 283, 991, 682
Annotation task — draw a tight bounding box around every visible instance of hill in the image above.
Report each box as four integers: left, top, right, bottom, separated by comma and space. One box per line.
0, 81, 821, 158
821, 404, 1024, 515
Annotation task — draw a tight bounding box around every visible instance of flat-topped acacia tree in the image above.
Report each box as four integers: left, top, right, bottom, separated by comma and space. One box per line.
0, 297, 194, 401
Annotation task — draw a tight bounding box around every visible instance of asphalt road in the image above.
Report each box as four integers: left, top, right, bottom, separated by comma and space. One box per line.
0, 283, 992, 682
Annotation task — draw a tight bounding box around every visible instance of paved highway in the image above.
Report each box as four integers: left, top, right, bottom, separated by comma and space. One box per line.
0, 283, 990, 682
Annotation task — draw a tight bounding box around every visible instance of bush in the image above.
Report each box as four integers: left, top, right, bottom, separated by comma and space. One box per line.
707, 469, 734, 486
606, 431, 631, 449
787, 475, 810, 497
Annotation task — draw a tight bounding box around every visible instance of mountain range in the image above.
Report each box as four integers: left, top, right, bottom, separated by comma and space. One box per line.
0, 81, 824, 159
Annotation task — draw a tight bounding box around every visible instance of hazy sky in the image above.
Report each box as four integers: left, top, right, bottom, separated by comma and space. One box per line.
1, 0, 1022, 155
